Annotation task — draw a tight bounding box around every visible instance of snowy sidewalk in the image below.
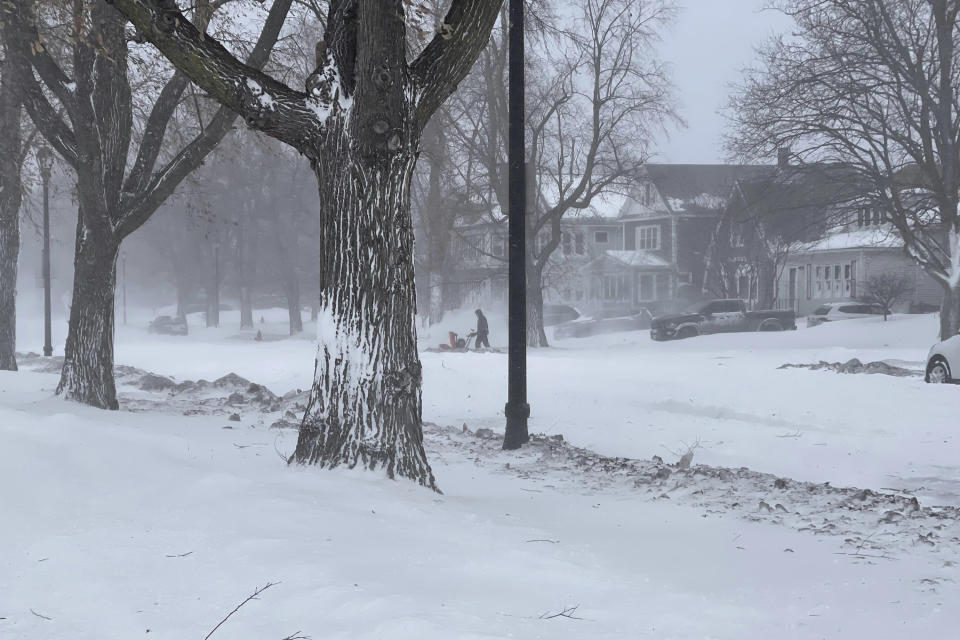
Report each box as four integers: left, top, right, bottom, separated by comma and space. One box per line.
2, 362, 959, 639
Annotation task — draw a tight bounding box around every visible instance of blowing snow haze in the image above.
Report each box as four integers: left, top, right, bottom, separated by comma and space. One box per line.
1, 0, 959, 638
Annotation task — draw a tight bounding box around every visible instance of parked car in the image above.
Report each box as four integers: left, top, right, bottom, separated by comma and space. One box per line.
543, 304, 581, 327
925, 331, 960, 384
148, 315, 188, 336
554, 313, 647, 339
649, 299, 796, 341
806, 302, 887, 327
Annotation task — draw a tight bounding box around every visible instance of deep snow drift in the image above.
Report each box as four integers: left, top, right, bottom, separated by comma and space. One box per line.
3, 309, 958, 639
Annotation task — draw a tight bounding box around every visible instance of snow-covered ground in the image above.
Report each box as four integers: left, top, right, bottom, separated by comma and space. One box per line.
3, 309, 959, 638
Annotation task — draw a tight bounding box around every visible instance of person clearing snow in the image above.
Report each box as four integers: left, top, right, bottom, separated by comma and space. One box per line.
474, 309, 491, 349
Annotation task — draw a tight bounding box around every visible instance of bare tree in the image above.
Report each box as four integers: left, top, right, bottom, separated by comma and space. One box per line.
0, 44, 26, 371
111, 0, 502, 488
729, 0, 960, 339
0, 0, 292, 407
477, 0, 677, 346
860, 272, 914, 320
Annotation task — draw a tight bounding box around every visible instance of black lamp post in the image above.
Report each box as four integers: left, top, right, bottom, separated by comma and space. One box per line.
36, 146, 53, 357
503, 0, 530, 450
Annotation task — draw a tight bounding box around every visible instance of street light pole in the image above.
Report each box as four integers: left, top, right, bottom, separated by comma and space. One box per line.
503, 0, 530, 450
37, 147, 53, 357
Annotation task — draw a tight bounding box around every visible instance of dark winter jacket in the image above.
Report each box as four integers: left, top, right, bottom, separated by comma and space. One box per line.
476, 312, 489, 335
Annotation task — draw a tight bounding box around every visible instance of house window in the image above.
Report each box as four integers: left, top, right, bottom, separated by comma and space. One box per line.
638, 274, 657, 301
636, 225, 660, 250
731, 231, 745, 248
813, 263, 855, 298
599, 275, 629, 300
594, 231, 609, 244
678, 272, 692, 285
536, 232, 551, 255
643, 183, 653, 206
562, 232, 572, 256
858, 207, 886, 227
491, 235, 506, 258
455, 236, 481, 261
574, 232, 585, 255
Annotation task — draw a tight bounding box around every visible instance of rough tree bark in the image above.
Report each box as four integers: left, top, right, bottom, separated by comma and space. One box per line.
2, 0, 292, 407
0, 51, 23, 371
941, 285, 960, 339
110, 0, 503, 487
58, 215, 120, 408
526, 262, 548, 347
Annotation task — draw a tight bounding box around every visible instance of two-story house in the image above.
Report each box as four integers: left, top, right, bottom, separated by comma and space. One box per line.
439, 164, 780, 319
575, 164, 772, 316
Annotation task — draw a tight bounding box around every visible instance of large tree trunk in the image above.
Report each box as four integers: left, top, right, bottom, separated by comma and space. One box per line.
238, 210, 254, 329
527, 265, 549, 348
0, 55, 22, 372
427, 270, 445, 325
290, 122, 435, 490
0, 192, 18, 372
940, 283, 960, 340
240, 287, 254, 329
284, 277, 303, 335
57, 217, 119, 409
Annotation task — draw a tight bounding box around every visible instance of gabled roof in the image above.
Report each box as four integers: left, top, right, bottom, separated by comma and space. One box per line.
620, 164, 774, 217
792, 228, 903, 253
588, 250, 672, 270
731, 163, 868, 217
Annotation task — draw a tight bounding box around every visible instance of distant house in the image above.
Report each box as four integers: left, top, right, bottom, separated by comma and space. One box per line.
708, 160, 942, 315
440, 164, 778, 318
575, 164, 771, 316
777, 207, 942, 316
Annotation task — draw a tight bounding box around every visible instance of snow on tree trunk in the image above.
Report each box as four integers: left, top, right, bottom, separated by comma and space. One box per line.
942, 285, 960, 339
57, 219, 119, 409
290, 122, 435, 489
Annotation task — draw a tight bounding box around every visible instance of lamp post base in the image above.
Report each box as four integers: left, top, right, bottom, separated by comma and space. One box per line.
502, 401, 530, 450
43, 346, 52, 357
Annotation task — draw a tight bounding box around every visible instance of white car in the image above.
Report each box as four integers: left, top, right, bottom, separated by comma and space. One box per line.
926, 332, 960, 384
806, 302, 886, 327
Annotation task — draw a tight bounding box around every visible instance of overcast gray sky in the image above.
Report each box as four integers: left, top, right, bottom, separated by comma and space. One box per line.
655, 0, 793, 164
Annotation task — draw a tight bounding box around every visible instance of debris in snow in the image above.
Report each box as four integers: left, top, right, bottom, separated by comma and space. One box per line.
420, 423, 960, 565
229, 413, 241, 422
778, 359, 921, 377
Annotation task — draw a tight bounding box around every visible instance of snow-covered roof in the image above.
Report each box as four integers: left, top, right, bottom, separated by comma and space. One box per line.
602, 250, 672, 268
792, 228, 903, 253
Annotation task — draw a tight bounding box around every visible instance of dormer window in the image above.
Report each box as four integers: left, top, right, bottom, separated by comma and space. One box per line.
643, 183, 653, 206
857, 206, 885, 227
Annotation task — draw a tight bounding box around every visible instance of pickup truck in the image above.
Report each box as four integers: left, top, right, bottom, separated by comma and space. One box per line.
650, 299, 796, 341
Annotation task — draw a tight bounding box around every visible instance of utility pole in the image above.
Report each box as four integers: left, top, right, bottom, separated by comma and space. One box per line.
37, 147, 53, 357
503, 0, 530, 450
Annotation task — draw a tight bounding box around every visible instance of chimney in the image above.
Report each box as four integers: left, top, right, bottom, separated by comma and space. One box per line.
777, 147, 791, 169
